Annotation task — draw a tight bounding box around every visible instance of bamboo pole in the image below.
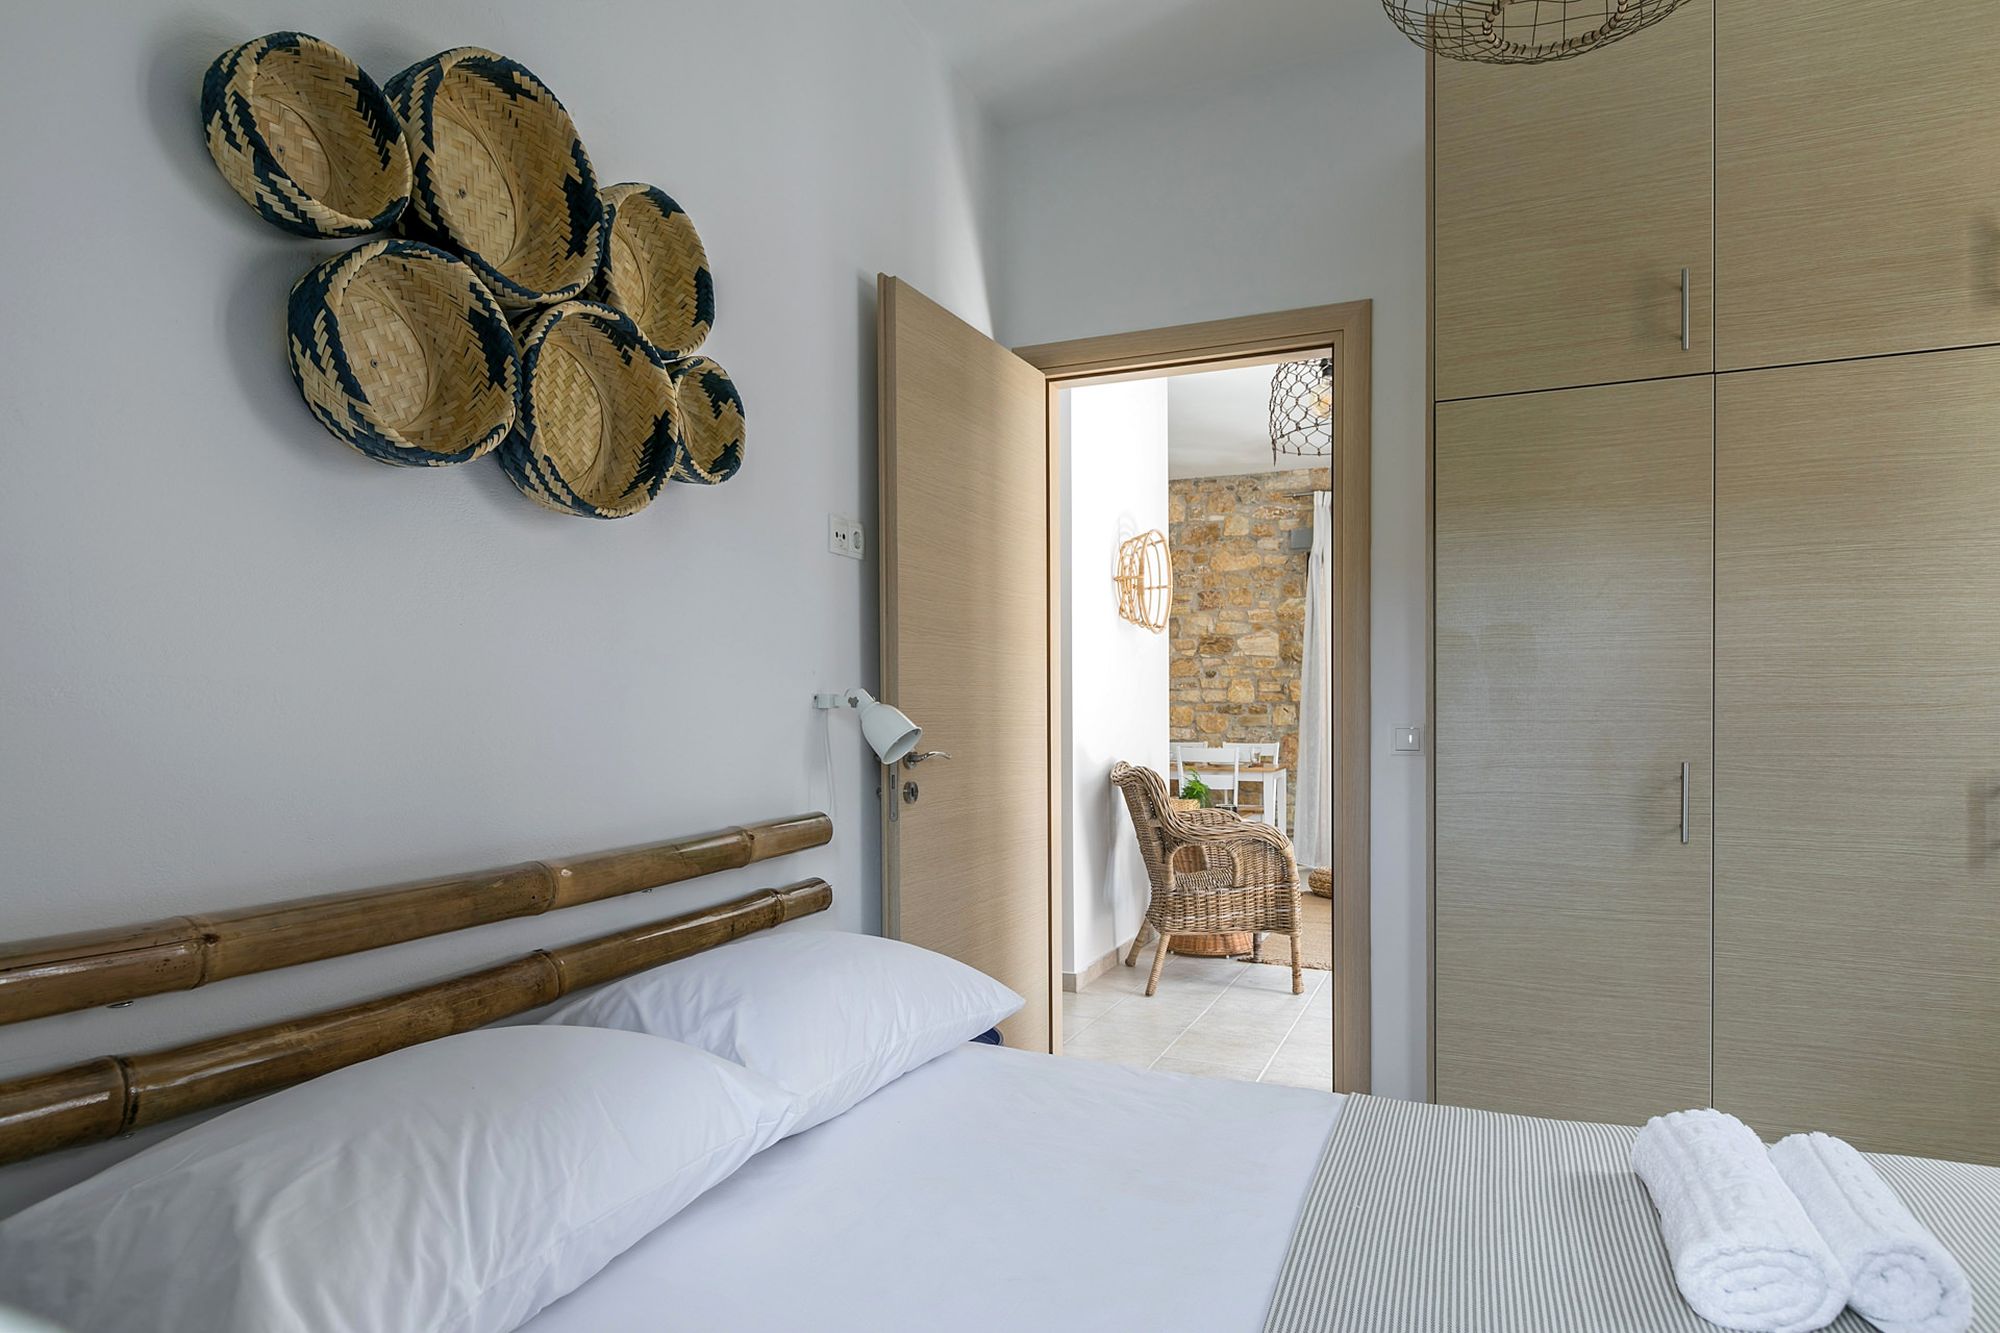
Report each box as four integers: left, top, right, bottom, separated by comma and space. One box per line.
0, 879, 833, 1165
0, 813, 831, 1026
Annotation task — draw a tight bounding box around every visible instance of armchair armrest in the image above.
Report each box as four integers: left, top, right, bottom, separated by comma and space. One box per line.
1158, 804, 1296, 858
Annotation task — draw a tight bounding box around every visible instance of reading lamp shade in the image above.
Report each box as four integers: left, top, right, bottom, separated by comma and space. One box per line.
853, 691, 921, 765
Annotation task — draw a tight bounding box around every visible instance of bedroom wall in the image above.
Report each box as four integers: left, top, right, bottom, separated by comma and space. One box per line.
990, 40, 1430, 1099
0, 0, 993, 1214
1060, 380, 1171, 982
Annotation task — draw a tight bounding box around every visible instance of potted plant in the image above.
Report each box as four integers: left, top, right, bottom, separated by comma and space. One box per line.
1177, 775, 1211, 809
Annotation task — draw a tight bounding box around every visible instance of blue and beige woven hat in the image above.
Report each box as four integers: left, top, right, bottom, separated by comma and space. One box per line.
201, 32, 410, 238
287, 239, 520, 466
385, 49, 604, 310
595, 184, 713, 359
667, 356, 745, 486
499, 302, 679, 518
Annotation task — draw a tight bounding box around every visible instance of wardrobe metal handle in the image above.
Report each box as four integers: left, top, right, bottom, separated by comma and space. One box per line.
1679, 267, 1691, 352
1679, 762, 1691, 845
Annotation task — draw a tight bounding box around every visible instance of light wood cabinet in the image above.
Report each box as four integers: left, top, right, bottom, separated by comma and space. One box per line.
1432, 0, 1712, 402
1715, 348, 2000, 1165
1716, 1, 2000, 371
1435, 377, 1714, 1124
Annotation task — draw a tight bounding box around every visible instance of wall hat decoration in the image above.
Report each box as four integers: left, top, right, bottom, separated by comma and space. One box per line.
384, 48, 604, 309
595, 184, 714, 359
287, 239, 520, 466
204, 34, 744, 515
498, 301, 678, 518
201, 32, 410, 238
667, 356, 746, 486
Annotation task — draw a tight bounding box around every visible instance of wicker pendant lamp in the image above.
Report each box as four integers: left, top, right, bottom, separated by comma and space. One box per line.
1381, 0, 1693, 65
1270, 358, 1333, 466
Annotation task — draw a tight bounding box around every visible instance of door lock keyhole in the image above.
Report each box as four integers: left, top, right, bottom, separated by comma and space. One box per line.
902, 781, 920, 806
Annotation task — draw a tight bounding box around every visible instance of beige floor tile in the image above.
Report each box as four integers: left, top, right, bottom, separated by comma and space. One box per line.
1258, 1061, 1335, 1092
1063, 989, 1128, 1021
1260, 1021, 1336, 1090
1062, 1027, 1170, 1070
1231, 962, 1316, 994
1062, 1010, 1101, 1043
1070, 1007, 1196, 1053
1163, 1020, 1285, 1070
1152, 1051, 1268, 1083
1203, 988, 1314, 1030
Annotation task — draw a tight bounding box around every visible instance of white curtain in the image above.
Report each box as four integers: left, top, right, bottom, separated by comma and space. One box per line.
1292, 491, 1334, 869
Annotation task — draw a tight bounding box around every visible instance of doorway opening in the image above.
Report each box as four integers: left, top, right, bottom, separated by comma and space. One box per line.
1017, 305, 1368, 1094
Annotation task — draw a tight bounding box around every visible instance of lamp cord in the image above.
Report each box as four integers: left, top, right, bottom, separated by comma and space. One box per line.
820, 706, 840, 845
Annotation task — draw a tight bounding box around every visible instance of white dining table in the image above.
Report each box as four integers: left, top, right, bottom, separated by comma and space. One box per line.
1183, 762, 1290, 837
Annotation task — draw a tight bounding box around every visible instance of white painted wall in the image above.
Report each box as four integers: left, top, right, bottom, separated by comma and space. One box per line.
1059, 380, 1170, 979
992, 45, 1431, 1099
0, 0, 992, 1214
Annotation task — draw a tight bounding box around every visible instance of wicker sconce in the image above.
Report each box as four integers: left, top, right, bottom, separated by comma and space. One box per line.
1115, 530, 1173, 634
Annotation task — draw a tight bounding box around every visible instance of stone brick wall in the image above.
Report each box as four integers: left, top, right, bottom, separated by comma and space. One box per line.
1168, 466, 1330, 826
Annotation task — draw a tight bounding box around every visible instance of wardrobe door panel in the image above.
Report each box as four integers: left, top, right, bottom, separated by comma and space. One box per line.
1436, 377, 1714, 1123
1716, 348, 2000, 1165
1717, 0, 2000, 370
1433, 0, 1713, 401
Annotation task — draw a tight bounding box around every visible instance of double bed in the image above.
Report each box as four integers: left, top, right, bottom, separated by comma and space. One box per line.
525, 1044, 1341, 1333
0, 814, 1992, 1333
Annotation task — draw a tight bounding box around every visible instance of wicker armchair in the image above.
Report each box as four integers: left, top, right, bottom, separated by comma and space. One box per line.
1110, 762, 1303, 997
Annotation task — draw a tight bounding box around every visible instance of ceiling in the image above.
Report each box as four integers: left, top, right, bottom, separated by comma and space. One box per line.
900, 0, 1399, 126
1167, 358, 1332, 480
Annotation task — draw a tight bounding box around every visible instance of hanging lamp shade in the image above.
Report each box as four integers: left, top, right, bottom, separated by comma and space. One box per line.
1270, 358, 1334, 466
1380, 0, 1693, 65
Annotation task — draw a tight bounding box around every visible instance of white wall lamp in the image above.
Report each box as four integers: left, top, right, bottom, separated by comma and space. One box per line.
813, 689, 924, 765
814, 689, 949, 822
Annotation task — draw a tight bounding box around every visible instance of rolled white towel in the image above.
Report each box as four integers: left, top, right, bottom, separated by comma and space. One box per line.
1632, 1109, 1851, 1333
1769, 1132, 1972, 1333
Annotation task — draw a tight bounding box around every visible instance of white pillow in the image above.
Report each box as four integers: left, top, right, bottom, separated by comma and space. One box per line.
0, 1026, 796, 1333
541, 930, 1024, 1134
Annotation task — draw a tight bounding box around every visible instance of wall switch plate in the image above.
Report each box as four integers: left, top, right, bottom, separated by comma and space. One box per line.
828, 515, 865, 560
1393, 725, 1424, 753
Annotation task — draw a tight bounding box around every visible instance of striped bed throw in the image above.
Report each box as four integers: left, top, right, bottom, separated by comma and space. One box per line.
1264, 1095, 1999, 1333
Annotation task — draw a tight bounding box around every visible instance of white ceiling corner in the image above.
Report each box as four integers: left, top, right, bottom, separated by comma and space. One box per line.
900, 0, 1404, 127
1167, 361, 1332, 480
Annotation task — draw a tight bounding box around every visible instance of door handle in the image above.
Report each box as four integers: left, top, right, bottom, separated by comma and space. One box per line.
1680, 761, 1691, 845
903, 750, 952, 769
1679, 267, 1691, 352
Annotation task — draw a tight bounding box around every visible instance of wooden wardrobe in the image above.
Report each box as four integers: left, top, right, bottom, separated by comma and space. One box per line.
1430, 0, 2000, 1165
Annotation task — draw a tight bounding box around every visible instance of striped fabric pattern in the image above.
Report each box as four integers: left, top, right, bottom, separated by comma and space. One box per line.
1264, 1095, 1999, 1333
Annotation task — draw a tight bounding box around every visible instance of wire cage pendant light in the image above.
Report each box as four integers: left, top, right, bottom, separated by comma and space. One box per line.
1270, 357, 1334, 466
1380, 0, 1694, 65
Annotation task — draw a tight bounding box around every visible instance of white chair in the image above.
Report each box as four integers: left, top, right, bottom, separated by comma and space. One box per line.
1172, 743, 1247, 813
1234, 743, 1285, 832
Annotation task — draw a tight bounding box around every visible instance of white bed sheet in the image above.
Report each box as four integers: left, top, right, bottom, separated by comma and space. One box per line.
522, 1043, 1343, 1333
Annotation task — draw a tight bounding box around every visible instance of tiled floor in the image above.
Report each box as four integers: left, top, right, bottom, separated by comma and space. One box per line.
1060, 949, 1334, 1090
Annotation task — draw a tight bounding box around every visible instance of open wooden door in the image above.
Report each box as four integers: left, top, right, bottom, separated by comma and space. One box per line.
877, 275, 1057, 1052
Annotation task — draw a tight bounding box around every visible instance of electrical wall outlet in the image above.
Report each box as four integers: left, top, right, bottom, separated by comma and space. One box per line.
828, 515, 865, 560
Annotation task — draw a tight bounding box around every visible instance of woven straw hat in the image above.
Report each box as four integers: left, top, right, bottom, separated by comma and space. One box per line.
386, 49, 604, 309
287, 239, 520, 466
201, 33, 410, 238
595, 184, 713, 358
499, 302, 678, 518
668, 357, 746, 486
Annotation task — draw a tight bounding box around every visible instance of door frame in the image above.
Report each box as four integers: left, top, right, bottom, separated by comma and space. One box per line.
1016, 300, 1373, 1094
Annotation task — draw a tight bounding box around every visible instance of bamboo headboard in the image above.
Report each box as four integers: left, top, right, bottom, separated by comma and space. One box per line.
0, 815, 835, 1166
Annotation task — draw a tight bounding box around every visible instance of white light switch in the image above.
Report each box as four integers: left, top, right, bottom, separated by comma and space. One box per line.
1393, 725, 1424, 753
828, 515, 865, 560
